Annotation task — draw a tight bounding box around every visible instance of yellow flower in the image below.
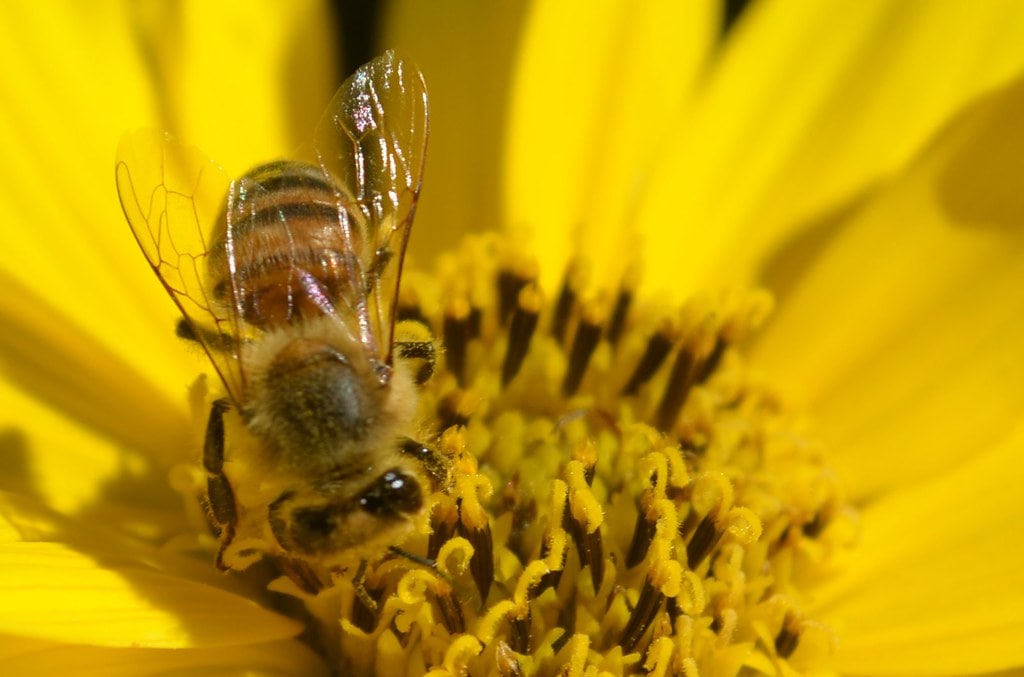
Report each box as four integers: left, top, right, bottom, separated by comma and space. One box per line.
2, 1, 1024, 675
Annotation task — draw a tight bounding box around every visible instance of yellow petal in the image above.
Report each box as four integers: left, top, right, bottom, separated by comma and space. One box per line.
812, 420, 1024, 674
752, 73, 1024, 498
0, 271, 198, 465
129, 0, 337, 171
0, 379, 180, 518
0, 541, 301, 648
382, 0, 531, 263
739, 0, 1024, 285
634, 0, 1024, 298
0, 3, 196, 412
0, 637, 328, 676
504, 0, 717, 293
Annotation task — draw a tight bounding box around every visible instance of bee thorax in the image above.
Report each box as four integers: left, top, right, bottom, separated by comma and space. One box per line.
255, 338, 385, 466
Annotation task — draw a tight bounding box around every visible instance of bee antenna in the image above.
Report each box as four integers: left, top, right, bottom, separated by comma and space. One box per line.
387, 546, 454, 586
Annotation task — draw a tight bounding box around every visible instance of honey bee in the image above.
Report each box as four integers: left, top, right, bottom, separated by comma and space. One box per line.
116, 52, 444, 592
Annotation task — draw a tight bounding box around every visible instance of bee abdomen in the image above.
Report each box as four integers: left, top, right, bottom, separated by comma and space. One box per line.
207, 161, 364, 328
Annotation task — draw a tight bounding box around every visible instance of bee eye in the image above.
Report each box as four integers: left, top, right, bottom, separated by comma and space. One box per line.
359, 469, 422, 516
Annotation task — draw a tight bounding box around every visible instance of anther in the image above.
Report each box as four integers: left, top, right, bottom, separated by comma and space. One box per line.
537, 484, 569, 594
467, 306, 482, 340
437, 390, 477, 432
622, 321, 674, 395
509, 611, 531, 653
497, 259, 536, 326
655, 329, 717, 431
802, 511, 827, 538
619, 577, 664, 652
565, 459, 605, 592
428, 503, 459, 562
536, 536, 566, 595
551, 261, 585, 344
775, 614, 802, 658
576, 521, 605, 592
626, 505, 658, 568
397, 286, 430, 328
562, 303, 603, 397
436, 587, 466, 634
685, 514, 722, 570
551, 589, 577, 653
607, 266, 638, 347
495, 641, 525, 677
501, 476, 537, 563
655, 345, 698, 431
697, 336, 726, 384
458, 514, 495, 602
502, 285, 541, 386
443, 297, 472, 385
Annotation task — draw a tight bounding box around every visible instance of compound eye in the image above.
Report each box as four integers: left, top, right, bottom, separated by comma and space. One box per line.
359, 469, 423, 516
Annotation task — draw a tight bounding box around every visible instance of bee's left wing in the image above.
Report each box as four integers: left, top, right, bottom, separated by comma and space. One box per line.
312, 50, 429, 374
116, 130, 249, 404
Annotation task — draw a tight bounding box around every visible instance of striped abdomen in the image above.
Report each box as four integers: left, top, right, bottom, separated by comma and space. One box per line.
207, 161, 362, 329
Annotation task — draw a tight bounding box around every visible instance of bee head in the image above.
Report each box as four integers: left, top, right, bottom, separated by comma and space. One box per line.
268, 465, 427, 557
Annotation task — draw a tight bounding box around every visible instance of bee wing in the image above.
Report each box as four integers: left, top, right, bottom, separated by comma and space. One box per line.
312, 50, 429, 370
115, 129, 247, 404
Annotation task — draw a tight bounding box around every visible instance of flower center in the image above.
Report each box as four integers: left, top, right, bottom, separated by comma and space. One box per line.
266, 234, 850, 674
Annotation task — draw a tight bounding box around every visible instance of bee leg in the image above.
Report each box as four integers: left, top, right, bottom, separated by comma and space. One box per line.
394, 339, 436, 384
352, 559, 379, 615
203, 398, 238, 571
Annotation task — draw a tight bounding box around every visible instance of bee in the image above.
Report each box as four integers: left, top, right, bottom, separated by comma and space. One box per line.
116, 52, 445, 592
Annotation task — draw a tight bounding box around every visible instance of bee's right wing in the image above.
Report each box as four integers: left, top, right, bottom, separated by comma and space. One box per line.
115, 129, 247, 404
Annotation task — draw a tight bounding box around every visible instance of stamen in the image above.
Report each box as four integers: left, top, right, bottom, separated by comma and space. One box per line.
618, 577, 664, 652
551, 588, 577, 653
502, 284, 542, 386
606, 265, 638, 347
565, 460, 605, 592
775, 614, 801, 658
453, 454, 496, 601
458, 516, 495, 602
437, 389, 477, 431
443, 296, 472, 385
625, 500, 658, 569
467, 305, 483, 340
562, 303, 604, 397
436, 585, 466, 634
537, 480, 569, 595
495, 641, 525, 676
606, 287, 631, 348
684, 514, 722, 570
397, 286, 430, 328
500, 475, 536, 563
508, 612, 531, 653
655, 325, 717, 431
428, 500, 460, 562
496, 257, 537, 326
551, 261, 586, 343
622, 320, 675, 395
